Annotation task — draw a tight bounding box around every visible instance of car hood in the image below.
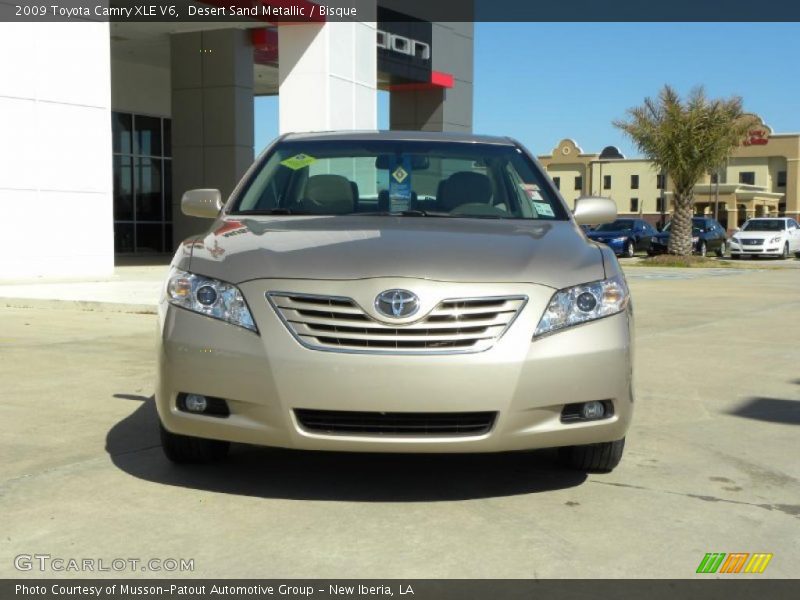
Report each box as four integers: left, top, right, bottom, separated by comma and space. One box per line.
184, 216, 606, 289
734, 231, 783, 239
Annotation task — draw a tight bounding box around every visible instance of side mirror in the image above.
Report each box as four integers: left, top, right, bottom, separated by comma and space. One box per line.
182, 189, 223, 219
733, 227, 741, 233
573, 196, 617, 226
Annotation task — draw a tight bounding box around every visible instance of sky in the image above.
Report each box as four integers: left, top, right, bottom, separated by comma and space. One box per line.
254, 22, 800, 157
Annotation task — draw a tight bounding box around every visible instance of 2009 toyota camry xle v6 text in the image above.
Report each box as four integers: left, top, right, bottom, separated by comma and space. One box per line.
157, 131, 633, 472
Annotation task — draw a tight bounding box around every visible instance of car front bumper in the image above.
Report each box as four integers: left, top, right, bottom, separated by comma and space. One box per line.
156, 278, 634, 453
728, 241, 782, 256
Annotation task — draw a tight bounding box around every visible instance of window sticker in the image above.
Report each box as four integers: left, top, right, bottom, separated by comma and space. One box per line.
533, 202, 555, 217
280, 153, 317, 170
389, 156, 413, 212
521, 183, 544, 202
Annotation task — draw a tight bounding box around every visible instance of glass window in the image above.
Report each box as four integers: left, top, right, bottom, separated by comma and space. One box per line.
136, 223, 164, 253
234, 140, 568, 220
657, 174, 665, 189
112, 112, 172, 254
163, 119, 172, 157
603, 175, 611, 190
630, 174, 639, 189
739, 171, 755, 185
135, 158, 163, 221
656, 197, 665, 212
112, 113, 132, 155
114, 223, 134, 254
574, 176, 582, 191
113, 155, 133, 221
776, 171, 786, 187
552, 176, 560, 190
134, 115, 162, 157
630, 198, 639, 212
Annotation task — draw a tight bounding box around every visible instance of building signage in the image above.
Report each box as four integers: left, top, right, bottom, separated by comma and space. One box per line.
377, 8, 433, 84
743, 129, 769, 146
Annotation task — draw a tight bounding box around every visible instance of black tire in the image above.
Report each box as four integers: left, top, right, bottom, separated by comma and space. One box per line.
558, 438, 625, 473
698, 241, 707, 257
781, 243, 789, 260
624, 240, 635, 258
715, 241, 726, 258
159, 422, 230, 464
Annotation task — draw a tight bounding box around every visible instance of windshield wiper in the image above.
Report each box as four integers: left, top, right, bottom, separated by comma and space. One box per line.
356, 210, 450, 217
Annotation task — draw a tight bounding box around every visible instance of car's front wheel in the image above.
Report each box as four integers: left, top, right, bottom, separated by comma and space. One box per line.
624, 240, 635, 258
160, 422, 230, 463
698, 241, 707, 257
781, 243, 789, 260
716, 241, 726, 258
558, 438, 625, 473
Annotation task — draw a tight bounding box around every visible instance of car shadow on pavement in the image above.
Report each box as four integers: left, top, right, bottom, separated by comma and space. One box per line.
727, 397, 800, 426
105, 395, 588, 502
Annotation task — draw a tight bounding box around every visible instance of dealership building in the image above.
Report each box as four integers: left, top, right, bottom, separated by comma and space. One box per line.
539, 121, 800, 232
0, 1, 473, 279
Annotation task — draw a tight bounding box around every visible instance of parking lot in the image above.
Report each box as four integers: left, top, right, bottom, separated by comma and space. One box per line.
1, 265, 798, 579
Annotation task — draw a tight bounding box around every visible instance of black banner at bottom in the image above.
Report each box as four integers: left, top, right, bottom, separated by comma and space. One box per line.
3, 580, 800, 600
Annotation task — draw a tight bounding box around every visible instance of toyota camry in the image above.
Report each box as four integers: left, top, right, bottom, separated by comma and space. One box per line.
157, 131, 634, 472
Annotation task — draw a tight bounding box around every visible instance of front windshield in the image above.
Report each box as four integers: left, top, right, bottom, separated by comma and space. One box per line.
232, 139, 567, 220
595, 220, 635, 232
742, 219, 785, 232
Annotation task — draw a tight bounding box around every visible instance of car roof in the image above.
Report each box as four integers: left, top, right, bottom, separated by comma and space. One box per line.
747, 217, 786, 220
280, 130, 517, 146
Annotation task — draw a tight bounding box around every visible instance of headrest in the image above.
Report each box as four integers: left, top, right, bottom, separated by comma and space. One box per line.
439, 172, 492, 211
302, 174, 355, 214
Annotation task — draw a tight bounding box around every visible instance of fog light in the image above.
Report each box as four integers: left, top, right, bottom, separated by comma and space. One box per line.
184, 393, 208, 413
581, 401, 605, 420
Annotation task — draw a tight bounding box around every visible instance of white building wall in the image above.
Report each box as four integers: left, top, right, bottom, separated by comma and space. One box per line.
0, 22, 113, 279
279, 20, 377, 133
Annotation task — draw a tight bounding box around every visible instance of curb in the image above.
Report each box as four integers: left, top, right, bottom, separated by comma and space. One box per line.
1, 297, 157, 315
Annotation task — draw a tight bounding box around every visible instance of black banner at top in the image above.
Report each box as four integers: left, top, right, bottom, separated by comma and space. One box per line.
1, 0, 800, 23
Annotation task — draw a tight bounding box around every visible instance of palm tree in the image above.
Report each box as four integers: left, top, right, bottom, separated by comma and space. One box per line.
614, 86, 757, 256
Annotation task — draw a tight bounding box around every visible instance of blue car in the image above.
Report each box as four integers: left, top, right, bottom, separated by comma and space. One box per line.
587, 218, 657, 258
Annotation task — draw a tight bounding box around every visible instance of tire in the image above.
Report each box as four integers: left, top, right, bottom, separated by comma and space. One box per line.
624, 240, 635, 258
159, 422, 230, 464
698, 241, 707, 257
781, 243, 789, 260
558, 438, 625, 473
716, 241, 726, 258
731, 254, 741, 260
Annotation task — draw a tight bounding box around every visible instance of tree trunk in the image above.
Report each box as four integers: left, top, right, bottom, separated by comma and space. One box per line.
668, 192, 694, 256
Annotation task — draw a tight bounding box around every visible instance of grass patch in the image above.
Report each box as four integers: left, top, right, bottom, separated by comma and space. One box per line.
635, 255, 731, 268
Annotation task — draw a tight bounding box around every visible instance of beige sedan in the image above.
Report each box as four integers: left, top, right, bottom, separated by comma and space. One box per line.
157, 131, 633, 472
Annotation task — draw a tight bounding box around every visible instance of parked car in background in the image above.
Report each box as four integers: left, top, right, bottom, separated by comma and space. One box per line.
586, 218, 657, 258
648, 217, 727, 257
729, 217, 800, 259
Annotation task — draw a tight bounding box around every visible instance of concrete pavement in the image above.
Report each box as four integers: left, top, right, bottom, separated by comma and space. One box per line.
0, 267, 798, 578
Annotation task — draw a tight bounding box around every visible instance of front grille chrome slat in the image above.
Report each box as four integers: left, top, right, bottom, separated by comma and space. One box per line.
267, 292, 527, 354
295, 409, 497, 436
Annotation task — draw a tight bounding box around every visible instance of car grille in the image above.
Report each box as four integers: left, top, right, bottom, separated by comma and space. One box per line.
267, 292, 527, 354
742, 239, 764, 246
294, 409, 497, 436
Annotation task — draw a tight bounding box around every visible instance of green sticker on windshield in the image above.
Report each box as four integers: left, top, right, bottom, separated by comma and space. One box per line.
280, 153, 316, 170
533, 202, 555, 217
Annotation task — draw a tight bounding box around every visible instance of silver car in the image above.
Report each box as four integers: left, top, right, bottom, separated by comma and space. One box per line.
157, 131, 633, 472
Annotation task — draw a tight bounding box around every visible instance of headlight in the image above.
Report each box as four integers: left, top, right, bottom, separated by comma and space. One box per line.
692, 236, 699, 243
730, 237, 739, 244
769, 235, 782, 243
166, 268, 257, 332
613, 237, 627, 243
534, 275, 630, 338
